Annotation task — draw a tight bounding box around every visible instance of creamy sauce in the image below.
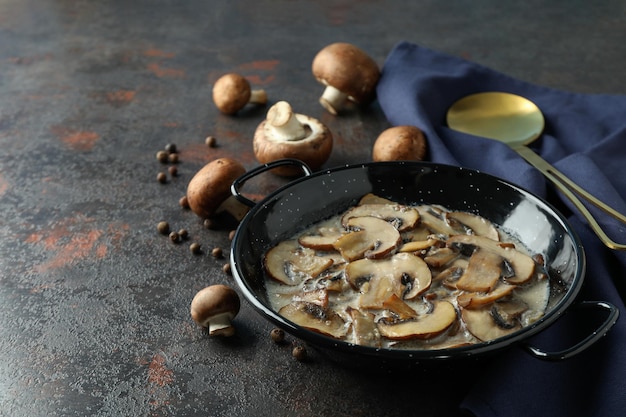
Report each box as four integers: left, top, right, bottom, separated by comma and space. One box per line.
263, 197, 550, 350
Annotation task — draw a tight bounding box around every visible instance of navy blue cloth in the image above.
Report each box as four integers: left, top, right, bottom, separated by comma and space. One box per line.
377, 42, 626, 417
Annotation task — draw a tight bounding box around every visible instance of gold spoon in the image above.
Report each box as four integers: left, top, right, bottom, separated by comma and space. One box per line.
447, 91, 626, 250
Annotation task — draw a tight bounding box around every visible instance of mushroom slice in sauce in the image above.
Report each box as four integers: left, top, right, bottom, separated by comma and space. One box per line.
382, 293, 418, 320
341, 204, 419, 232
456, 282, 517, 309
347, 306, 381, 348
345, 252, 432, 300
423, 246, 459, 268
447, 234, 536, 285
416, 206, 468, 236
377, 301, 457, 340
333, 216, 401, 261
358, 193, 395, 205
462, 307, 521, 342
298, 227, 343, 251
490, 300, 529, 329
454, 248, 503, 292
264, 240, 333, 285
445, 211, 500, 241
293, 289, 330, 308
279, 301, 348, 339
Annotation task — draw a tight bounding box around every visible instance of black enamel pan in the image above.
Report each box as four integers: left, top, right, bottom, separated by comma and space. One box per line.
229, 159, 618, 368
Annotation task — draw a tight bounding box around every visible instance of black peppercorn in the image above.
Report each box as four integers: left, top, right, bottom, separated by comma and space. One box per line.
165, 143, 177, 154
292, 345, 307, 361
157, 221, 170, 235
270, 328, 285, 344
157, 172, 167, 183
156, 150, 169, 163
189, 242, 201, 254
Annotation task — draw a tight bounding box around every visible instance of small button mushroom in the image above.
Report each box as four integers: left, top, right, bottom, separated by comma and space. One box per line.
212, 73, 267, 115
312, 42, 380, 115
186, 157, 249, 221
253, 101, 333, 176
190, 284, 241, 336
372, 126, 428, 162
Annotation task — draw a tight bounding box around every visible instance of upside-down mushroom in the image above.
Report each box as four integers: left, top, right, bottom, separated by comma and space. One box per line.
253, 101, 333, 176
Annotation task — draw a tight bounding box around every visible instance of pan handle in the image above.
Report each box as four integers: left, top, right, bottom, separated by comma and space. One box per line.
231, 159, 313, 208
523, 301, 619, 361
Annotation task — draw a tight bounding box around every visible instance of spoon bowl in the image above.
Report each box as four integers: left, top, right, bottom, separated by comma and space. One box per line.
447, 91, 626, 250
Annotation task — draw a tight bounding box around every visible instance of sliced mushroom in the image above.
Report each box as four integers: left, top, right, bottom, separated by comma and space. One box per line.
264, 240, 333, 285
447, 234, 536, 285
341, 203, 419, 232
382, 293, 418, 320
347, 307, 381, 348
345, 252, 431, 300
377, 301, 457, 340
399, 237, 440, 253
454, 248, 503, 292
358, 193, 394, 205
423, 246, 459, 268
456, 282, 517, 309
445, 211, 500, 241
462, 307, 521, 342
298, 226, 343, 251
416, 206, 468, 236
358, 275, 399, 310
490, 300, 528, 329
279, 301, 348, 339
333, 216, 401, 261
293, 289, 329, 308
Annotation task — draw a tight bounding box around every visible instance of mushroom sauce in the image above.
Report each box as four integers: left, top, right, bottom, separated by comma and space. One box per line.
263, 193, 551, 350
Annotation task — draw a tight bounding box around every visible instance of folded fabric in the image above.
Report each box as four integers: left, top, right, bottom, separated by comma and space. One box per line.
376, 42, 626, 417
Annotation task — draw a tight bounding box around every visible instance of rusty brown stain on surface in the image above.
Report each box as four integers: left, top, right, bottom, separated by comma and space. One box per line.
148, 353, 174, 387
143, 48, 176, 59
147, 63, 186, 79
0, 173, 8, 197
24, 218, 128, 273
245, 74, 275, 86
162, 121, 180, 128
51, 126, 100, 152
106, 90, 136, 106
239, 60, 280, 71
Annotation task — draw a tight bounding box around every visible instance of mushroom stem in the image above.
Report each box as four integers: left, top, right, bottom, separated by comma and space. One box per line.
249, 89, 268, 105
216, 195, 250, 222
319, 85, 348, 115
266, 101, 307, 141
207, 312, 236, 336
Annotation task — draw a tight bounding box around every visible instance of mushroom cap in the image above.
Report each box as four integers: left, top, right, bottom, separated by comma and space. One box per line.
190, 284, 241, 327
253, 113, 333, 177
186, 157, 246, 218
312, 42, 380, 105
372, 125, 427, 162
212, 73, 252, 114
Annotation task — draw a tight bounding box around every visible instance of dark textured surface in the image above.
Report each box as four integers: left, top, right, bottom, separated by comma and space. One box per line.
1, 1, 624, 416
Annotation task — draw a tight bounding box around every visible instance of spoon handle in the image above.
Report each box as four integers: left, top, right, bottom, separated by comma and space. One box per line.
514, 145, 626, 251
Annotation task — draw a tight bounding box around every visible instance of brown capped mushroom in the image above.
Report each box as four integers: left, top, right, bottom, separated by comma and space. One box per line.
372, 126, 428, 162
190, 284, 241, 336
212, 73, 267, 115
253, 101, 333, 176
312, 42, 380, 115
186, 157, 249, 221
